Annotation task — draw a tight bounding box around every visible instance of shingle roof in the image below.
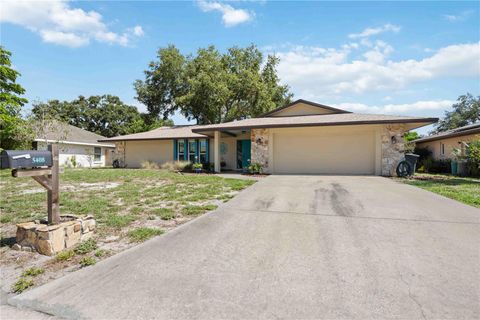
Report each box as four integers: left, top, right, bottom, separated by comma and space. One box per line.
98, 125, 208, 142
261, 99, 351, 117
192, 113, 438, 132
34, 121, 114, 147
414, 123, 480, 143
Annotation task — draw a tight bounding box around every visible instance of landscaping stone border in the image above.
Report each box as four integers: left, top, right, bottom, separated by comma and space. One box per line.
13, 215, 96, 256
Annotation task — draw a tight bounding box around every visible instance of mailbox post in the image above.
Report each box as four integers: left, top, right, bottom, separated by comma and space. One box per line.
48, 144, 60, 224
1, 144, 60, 225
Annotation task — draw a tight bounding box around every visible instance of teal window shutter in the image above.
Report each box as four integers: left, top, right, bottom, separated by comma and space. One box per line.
173, 139, 177, 160
205, 139, 209, 163
195, 139, 200, 162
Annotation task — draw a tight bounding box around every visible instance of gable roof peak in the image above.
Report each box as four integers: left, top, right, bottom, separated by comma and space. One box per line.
261, 99, 351, 117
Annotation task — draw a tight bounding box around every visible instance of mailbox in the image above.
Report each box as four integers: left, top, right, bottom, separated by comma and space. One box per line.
0, 150, 52, 169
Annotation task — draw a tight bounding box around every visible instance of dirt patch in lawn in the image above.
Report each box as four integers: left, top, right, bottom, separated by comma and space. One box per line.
0, 168, 255, 295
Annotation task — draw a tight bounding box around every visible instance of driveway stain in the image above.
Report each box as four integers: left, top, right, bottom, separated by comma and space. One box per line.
254, 196, 275, 210
310, 183, 363, 217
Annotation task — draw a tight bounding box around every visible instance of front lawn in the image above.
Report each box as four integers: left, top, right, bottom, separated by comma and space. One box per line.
0, 168, 255, 293
398, 173, 480, 208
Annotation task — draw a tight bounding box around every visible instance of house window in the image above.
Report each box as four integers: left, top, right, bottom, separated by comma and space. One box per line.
188, 139, 197, 162
177, 140, 185, 161
199, 139, 207, 163
94, 147, 102, 162
440, 143, 445, 156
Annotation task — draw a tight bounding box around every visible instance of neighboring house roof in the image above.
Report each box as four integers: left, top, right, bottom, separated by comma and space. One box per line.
260, 99, 351, 117
98, 125, 208, 142
414, 123, 480, 144
192, 113, 438, 133
34, 121, 115, 148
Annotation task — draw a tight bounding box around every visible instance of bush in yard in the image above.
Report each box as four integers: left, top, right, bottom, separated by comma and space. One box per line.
141, 160, 159, 169
424, 158, 451, 174
22, 267, 44, 277
160, 161, 191, 171
127, 227, 165, 242
79, 256, 96, 267
74, 239, 97, 254
56, 250, 75, 261
413, 147, 433, 172
466, 139, 480, 177
192, 162, 203, 171
247, 163, 263, 174
12, 277, 34, 293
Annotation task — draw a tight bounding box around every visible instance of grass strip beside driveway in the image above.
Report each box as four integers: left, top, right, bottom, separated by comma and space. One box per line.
399, 174, 480, 208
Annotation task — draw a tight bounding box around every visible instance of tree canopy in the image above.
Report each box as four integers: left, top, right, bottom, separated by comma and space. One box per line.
434, 93, 480, 133
134, 44, 292, 124
0, 46, 30, 149
32, 95, 173, 138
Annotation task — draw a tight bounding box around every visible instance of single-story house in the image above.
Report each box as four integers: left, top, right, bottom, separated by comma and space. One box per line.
33, 122, 115, 168
99, 99, 437, 176
414, 123, 480, 160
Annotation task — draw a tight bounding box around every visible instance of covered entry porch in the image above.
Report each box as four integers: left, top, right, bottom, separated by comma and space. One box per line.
171, 130, 253, 173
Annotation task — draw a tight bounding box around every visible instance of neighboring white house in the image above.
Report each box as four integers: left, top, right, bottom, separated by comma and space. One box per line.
33, 122, 115, 168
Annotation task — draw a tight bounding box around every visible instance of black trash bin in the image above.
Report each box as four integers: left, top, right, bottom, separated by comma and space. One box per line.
405, 153, 420, 175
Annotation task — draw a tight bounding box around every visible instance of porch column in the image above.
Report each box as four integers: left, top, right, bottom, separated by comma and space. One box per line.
214, 130, 220, 173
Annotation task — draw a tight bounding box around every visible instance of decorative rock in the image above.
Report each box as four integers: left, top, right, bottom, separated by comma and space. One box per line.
14, 215, 96, 256
65, 230, 81, 248
22, 246, 33, 252
104, 235, 119, 243
80, 232, 93, 242
251, 128, 270, 172
37, 240, 54, 256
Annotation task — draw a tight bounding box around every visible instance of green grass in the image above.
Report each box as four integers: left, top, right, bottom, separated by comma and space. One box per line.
79, 256, 96, 267
182, 204, 218, 216
0, 168, 255, 231
94, 249, 108, 258
152, 208, 176, 220
56, 250, 75, 261
127, 227, 165, 242
400, 174, 480, 208
21, 267, 45, 277
12, 277, 34, 293
74, 239, 98, 254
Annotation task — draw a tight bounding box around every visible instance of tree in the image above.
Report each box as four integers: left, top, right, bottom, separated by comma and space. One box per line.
434, 93, 480, 133
134, 45, 185, 124
32, 95, 172, 137
0, 46, 30, 149
135, 44, 292, 124
404, 131, 420, 142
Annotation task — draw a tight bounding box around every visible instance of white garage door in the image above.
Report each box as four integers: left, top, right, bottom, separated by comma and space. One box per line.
273, 127, 376, 174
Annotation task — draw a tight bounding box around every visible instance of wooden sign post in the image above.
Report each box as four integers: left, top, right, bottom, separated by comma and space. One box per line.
10, 144, 60, 225
47, 144, 60, 224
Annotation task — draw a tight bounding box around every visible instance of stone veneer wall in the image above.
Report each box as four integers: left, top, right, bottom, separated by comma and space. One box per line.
251, 129, 270, 172
381, 124, 406, 176
14, 215, 96, 256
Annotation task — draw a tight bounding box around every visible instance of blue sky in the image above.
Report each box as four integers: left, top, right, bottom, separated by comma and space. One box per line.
1, 1, 479, 134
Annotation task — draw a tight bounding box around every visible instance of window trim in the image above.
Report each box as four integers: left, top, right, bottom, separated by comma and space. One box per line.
177, 139, 186, 161
93, 147, 102, 162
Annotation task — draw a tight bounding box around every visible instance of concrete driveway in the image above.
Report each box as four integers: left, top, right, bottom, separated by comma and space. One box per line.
10, 176, 480, 319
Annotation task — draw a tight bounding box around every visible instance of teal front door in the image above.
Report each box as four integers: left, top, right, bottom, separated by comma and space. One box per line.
236, 140, 251, 169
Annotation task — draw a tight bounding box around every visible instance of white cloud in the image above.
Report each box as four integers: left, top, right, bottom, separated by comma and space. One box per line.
272, 42, 480, 96
443, 10, 473, 22
331, 100, 455, 114
348, 23, 401, 39
0, 0, 144, 47
197, 0, 253, 27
